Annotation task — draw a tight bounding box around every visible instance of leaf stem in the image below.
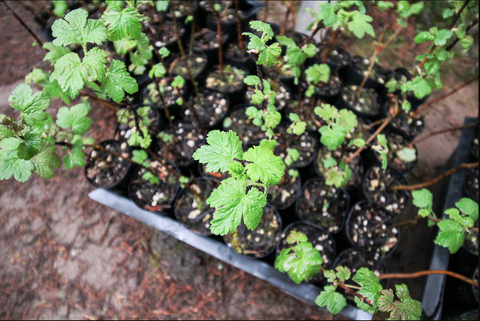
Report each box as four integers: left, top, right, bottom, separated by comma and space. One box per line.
379, 270, 479, 288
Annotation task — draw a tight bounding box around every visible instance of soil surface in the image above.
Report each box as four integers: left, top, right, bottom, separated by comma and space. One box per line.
0, 1, 478, 320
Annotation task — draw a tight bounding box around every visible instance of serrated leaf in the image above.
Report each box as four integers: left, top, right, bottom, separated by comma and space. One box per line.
132, 149, 148, 164
227, 162, 245, 178
461, 36, 474, 51
406, 76, 432, 99
128, 127, 151, 148
17, 132, 42, 160
0, 125, 14, 140
315, 285, 347, 315
249, 20, 274, 40
325, 167, 345, 188
101, 59, 138, 103
314, 104, 339, 122
286, 231, 308, 244
53, 0, 68, 17
102, 6, 142, 41
43, 42, 72, 65
276, 35, 296, 48
63, 147, 85, 170
208, 177, 266, 234
348, 12, 375, 39
257, 43, 282, 67
193, 130, 243, 173
32, 142, 61, 179
52, 8, 107, 47
281, 242, 323, 284
244, 75, 261, 86
56, 101, 93, 135
323, 157, 337, 169
435, 220, 465, 254
355, 296, 378, 314
264, 106, 281, 129
338, 109, 357, 132
259, 139, 278, 150
251, 90, 264, 105
351, 138, 365, 148
318, 2, 337, 26
414, 31, 434, 44
305, 64, 330, 85
352, 267, 383, 304
382, 285, 422, 320
171, 75, 185, 88
397, 147, 416, 162
412, 189, 433, 209
243, 32, 266, 52
434, 29, 453, 46
243, 146, 284, 185
292, 121, 306, 136
456, 198, 478, 221
8, 83, 50, 125
335, 266, 351, 282
319, 125, 346, 151
0, 149, 34, 182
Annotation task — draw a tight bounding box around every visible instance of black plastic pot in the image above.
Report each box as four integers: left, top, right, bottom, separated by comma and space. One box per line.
222, 103, 266, 146
174, 177, 218, 236
274, 128, 318, 169
205, 58, 249, 106
167, 49, 209, 86
149, 18, 189, 54
394, 67, 430, 109
223, 205, 282, 262
295, 177, 350, 234
385, 132, 418, 174
188, 27, 230, 66
343, 56, 392, 93
267, 171, 301, 211
314, 70, 343, 103
383, 106, 426, 142
319, 46, 352, 73
345, 201, 400, 259
276, 221, 336, 284
128, 158, 181, 215
84, 139, 134, 192
114, 105, 165, 144
464, 168, 479, 203
335, 84, 385, 122
185, 87, 230, 129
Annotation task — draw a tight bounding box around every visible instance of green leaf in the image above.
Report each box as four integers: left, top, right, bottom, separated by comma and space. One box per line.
8, 83, 50, 125
286, 231, 308, 244
257, 43, 282, 67
128, 127, 151, 148
456, 198, 478, 221
435, 220, 465, 254
52, 0, 68, 17
434, 29, 453, 46
379, 285, 422, 320
171, 75, 185, 88
461, 35, 474, 51
158, 47, 170, 58
338, 109, 357, 132
352, 267, 383, 305
259, 139, 278, 151
142, 171, 159, 184
227, 162, 245, 178
319, 125, 346, 151
380, 151, 388, 171
277, 242, 323, 284
351, 138, 365, 148
335, 266, 351, 282
102, 6, 142, 41
317, 2, 337, 26
56, 101, 93, 135
287, 148, 300, 162
0, 149, 34, 182
43, 42, 72, 65
264, 106, 281, 129
443, 8, 455, 18
397, 147, 416, 162
17, 132, 42, 160
377, 1, 394, 11
406, 76, 432, 99
52, 8, 107, 47
348, 12, 375, 39
156, 0, 168, 11
292, 121, 306, 136
412, 188, 433, 209
323, 157, 337, 169
244, 75, 261, 86
249, 20, 274, 41
101, 59, 138, 103
325, 167, 345, 188
243, 146, 284, 185
63, 147, 85, 170
132, 149, 148, 164
355, 296, 378, 314
314, 104, 339, 122
378, 134, 388, 149
0, 125, 14, 140
305, 64, 330, 85
414, 31, 434, 44
418, 209, 431, 218
193, 130, 243, 173
315, 285, 347, 315
243, 32, 266, 52
51, 49, 107, 98
207, 177, 266, 234
32, 142, 61, 179
276, 35, 296, 48
303, 44, 317, 58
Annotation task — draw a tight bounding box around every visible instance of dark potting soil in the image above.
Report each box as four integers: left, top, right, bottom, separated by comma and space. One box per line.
85, 140, 132, 189
157, 121, 205, 167
351, 55, 391, 87
222, 106, 266, 145
224, 42, 251, 61
189, 28, 227, 53
168, 52, 207, 79
363, 165, 411, 216
285, 95, 320, 132
347, 202, 400, 259
277, 222, 336, 283
296, 178, 350, 234
128, 159, 180, 213
274, 130, 317, 169
245, 80, 291, 111
315, 148, 363, 191
464, 168, 479, 203
174, 179, 217, 236
317, 47, 352, 70
143, 78, 185, 108
223, 206, 281, 258
316, 71, 343, 98
387, 112, 425, 141
150, 19, 185, 49
470, 135, 479, 160
186, 88, 229, 128
340, 84, 382, 117
386, 133, 417, 173
205, 65, 246, 93
267, 171, 301, 210
165, 0, 195, 19
115, 106, 161, 142
463, 219, 478, 256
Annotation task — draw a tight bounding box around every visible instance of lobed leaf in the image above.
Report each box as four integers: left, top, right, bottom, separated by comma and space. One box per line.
315, 285, 347, 315
352, 267, 383, 305
243, 146, 284, 185
435, 220, 465, 254
32, 142, 61, 179
56, 101, 93, 135
101, 59, 138, 103
102, 6, 142, 41
52, 9, 107, 47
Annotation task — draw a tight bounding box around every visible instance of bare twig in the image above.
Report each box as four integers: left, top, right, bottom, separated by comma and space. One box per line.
379, 270, 479, 287
406, 121, 478, 148
446, 17, 478, 51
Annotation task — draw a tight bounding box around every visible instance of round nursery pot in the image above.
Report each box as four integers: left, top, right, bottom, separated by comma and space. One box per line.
344, 55, 392, 92
464, 168, 479, 203
188, 27, 230, 66
156, 120, 206, 168
336, 84, 384, 122
383, 106, 425, 142
174, 177, 218, 236
198, 162, 229, 182
295, 177, 350, 234
274, 128, 318, 169
363, 164, 411, 216
165, 0, 199, 22
276, 222, 336, 284
222, 103, 266, 146
141, 78, 188, 113
346, 201, 400, 260
318, 46, 352, 72
245, 79, 292, 112
205, 8, 249, 40
394, 67, 430, 109
267, 170, 301, 211
85, 140, 134, 191
463, 219, 479, 256
224, 41, 257, 75
385, 132, 418, 173
285, 93, 320, 132
333, 248, 389, 294
315, 70, 343, 102
128, 158, 181, 213
186, 87, 230, 129
149, 18, 188, 54
114, 105, 164, 143
167, 50, 209, 84
223, 205, 282, 259
205, 61, 249, 106
314, 147, 364, 192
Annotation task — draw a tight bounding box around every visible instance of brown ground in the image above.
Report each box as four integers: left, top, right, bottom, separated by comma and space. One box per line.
0, 1, 478, 320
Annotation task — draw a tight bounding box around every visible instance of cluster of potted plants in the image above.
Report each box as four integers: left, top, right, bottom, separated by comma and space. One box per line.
0, 0, 478, 319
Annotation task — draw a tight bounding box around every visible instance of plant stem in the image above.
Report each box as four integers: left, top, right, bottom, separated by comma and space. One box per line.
80, 91, 119, 112
379, 270, 479, 288
280, 1, 292, 37
2, 0, 46, 49
209, 0, 225, 78
234, 0, 244, 51
321, 29, 336, 64
405, 121, 479, 148
446, 17, 478, 52
391, 162, 479, 191
409, 76, 478, 119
